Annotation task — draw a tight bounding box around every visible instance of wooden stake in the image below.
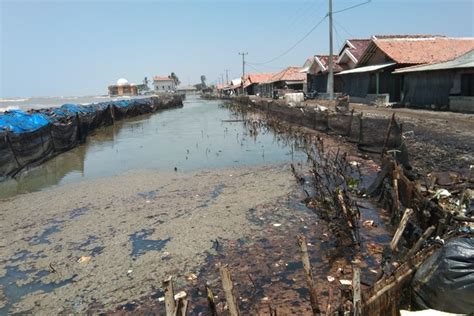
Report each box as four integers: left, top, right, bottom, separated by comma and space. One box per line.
405, 226, 435, 259
205, 285, 218, 316
297, 235, 321, 315
219, 265, 240, 316
352, 260, 361, 316
382, 113, 396, 156
163, 276, 176, 316
390, 208, 413, 251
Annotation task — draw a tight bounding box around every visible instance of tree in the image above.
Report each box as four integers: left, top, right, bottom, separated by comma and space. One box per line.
170, 72, 181, 86
200, 75, 207, 88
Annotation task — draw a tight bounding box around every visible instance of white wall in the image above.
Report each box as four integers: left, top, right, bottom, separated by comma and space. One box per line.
154, 79, 176, 92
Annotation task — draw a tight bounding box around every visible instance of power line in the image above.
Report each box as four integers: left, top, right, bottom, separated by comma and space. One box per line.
333, 18, 354, 39
333, 0, 371, 14
249, 14, 328, 65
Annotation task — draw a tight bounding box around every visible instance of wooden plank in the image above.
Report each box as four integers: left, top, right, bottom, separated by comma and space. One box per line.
219, 265, 241, 316
390, 208, 413, 251
163, 276, 176, 316
297, 235, 321, 315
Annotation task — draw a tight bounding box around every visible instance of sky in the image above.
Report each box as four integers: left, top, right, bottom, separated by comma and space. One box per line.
0, 0, 473, 98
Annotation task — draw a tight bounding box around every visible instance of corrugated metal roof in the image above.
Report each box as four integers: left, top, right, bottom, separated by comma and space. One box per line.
393, 50, 474, 73
336, 62, 396, 75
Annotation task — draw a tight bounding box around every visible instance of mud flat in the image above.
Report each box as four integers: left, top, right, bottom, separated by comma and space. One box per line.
0, 164, 300, 314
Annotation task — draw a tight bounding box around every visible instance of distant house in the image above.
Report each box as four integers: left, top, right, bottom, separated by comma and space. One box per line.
108, 78, 138, 96
336, 35, 474, 103
258, 67, 306, 98
153, 76, 176, 93
303, 39, 370, 95
243, 73, 275, 95
393, 50, 474, 112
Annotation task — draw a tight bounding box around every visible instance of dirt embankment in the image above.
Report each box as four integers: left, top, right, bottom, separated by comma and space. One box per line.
338, 103, 474, 174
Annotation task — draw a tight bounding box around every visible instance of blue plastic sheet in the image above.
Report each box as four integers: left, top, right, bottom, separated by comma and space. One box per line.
0, 110, 50, 134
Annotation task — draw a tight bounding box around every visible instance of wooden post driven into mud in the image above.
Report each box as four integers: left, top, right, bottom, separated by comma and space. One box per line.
205, 285, 218, 316
390, 208, 413, 251
163, 276, 176, 316
352, 260, 361, 316
382, 113, 396, 156
219, 265, 241, 316
297, 235, 321, 315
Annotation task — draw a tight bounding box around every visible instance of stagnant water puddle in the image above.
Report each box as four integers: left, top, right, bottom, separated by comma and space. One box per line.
129, 229, 171, 258
0, 96, 306, 199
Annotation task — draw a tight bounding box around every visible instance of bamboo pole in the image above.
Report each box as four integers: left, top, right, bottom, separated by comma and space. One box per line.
297, 235, 321, 315
390, 208, 413, 251
352, 260, 361, 316
219, 265, 240, 316
163, 276, 176, 316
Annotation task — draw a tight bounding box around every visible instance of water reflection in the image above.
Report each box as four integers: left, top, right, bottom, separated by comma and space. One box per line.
0, 96, 306, 199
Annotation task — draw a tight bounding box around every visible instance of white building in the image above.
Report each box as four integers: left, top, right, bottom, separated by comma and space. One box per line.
153, 76, 176, 92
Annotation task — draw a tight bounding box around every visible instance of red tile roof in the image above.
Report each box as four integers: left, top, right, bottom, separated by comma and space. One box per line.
153, 76, 172, 81
316, 55, 347, 72
266, 67, 306, 83
368, 36, 474, 65
243, 73, 275, 88
346, 39, 371, 61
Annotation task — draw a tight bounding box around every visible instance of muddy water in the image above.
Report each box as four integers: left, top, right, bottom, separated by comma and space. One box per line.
0, 96, 305, 198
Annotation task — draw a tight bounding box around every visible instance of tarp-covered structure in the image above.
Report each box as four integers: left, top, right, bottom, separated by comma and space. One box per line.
0, 96, 183, 180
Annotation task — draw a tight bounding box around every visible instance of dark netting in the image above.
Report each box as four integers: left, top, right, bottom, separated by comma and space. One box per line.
328, 112, 354, 135
8, 126, 54, 171
50, 118, 79, 152
0, 132, 18, 179
0, 97, 183, 179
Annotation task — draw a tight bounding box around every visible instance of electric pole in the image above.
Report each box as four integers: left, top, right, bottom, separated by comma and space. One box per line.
225, 69, 229, 84
238, 52, 248, 81
327, 0, 334, 100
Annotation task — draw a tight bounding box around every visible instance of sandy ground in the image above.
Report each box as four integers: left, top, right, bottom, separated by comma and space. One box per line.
0, 164, 296, 314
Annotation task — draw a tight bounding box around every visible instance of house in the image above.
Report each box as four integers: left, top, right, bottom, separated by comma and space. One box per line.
303, 39, 370, 95
336, 35, 474, 104
393, 50, 474, 112
258, 67, 306, 98
242, 73, 275, 95
108, 78, 138, 96
153, 76, 176, 93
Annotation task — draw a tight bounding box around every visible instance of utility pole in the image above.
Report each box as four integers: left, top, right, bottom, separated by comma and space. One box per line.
327, 0, 334, 100
220, 74, 224, 86
238, 52, 248, 79
225, 69, 229, 84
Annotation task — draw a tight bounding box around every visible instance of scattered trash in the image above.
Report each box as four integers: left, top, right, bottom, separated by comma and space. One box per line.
411, 237, 474, 313
327, 276, 335, 282
433, 189, 451, 200
362, 220, 375, 228
272, 223, 282, 227
339, 279, 352, 286
77, 256, 92, 263
127, 269, 133, 275
186, 273, 198, 281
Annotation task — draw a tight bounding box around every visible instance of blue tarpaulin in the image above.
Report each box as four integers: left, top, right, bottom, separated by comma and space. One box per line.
0, 110, 50, 134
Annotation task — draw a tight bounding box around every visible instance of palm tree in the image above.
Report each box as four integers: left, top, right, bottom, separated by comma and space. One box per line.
170, 72, 181, 86
200, 75, 207, 88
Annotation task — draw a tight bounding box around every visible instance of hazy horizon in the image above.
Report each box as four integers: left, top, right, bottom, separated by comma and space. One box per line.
1, 0, 473, 98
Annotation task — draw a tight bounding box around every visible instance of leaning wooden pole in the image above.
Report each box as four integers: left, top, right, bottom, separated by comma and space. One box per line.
297, 235, 321, 315
162, 276, 176, 316
390, 208, 413, 251
219, 265, 241, 316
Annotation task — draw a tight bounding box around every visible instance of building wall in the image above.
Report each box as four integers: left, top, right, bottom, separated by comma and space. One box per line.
108, 85, 138, 96
401, 69, 474, 109
154, 79, 176, 92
